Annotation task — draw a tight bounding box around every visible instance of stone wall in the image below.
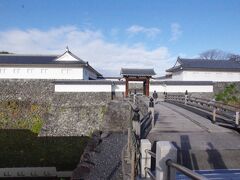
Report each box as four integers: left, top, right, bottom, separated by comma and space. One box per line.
40, 105, 107, 136
0, 79, 54, 103
52, 92, 111, 106
0, 79, 112, 105
0, 80, 113, 136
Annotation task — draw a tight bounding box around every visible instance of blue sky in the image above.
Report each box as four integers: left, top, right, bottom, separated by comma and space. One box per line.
0, 0, 240, 76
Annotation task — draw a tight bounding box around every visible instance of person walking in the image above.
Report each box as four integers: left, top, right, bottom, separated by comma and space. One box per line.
153, 90, 158, 104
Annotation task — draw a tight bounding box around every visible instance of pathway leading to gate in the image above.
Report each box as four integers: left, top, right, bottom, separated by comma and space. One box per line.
147, 102, 240, 170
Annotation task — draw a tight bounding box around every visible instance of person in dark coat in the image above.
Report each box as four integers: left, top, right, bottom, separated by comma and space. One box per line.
153, 90, 158, 104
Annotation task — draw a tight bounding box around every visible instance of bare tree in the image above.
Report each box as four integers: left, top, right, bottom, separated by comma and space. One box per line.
229, 54, 240, 62
199, 49, 232, 60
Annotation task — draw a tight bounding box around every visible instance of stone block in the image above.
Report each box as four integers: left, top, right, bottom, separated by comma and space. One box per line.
140, 139, 151, 178
156, 141, 177, 180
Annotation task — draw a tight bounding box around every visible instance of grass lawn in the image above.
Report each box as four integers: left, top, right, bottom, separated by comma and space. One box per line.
0, 129, 89, 171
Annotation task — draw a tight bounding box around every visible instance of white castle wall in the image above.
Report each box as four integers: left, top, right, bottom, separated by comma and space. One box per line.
165, 85, 213, 92
0, 67, 84, 80
55, 82, 213, 93
171, 70, 240, 82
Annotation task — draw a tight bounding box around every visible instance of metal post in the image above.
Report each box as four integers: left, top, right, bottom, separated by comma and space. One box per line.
184, 90, 188, 105
236, 111, 239, 127
156, 141, 177, 180
140, 139, 151, 178
184, 95, 188, 105
133, 94, 136, 104
132, 108, 140, 137
148, 97, 155, 127
149, 97, 154, 108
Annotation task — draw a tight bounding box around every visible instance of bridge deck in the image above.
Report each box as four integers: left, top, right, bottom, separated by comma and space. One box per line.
147, 102, 240, 170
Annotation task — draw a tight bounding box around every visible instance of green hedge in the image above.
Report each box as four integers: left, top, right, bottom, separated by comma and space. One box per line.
215, 83, 240, 106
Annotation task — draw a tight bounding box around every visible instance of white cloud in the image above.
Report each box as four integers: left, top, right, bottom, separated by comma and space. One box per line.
126, 25, 161, 38
110, 28, 119, 37
170, 23, 182, 41
0, 26, 174, 76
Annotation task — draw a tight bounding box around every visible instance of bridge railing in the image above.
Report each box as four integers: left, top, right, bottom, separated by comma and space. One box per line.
131, 95, 155, 139
125, 96, 155, 179
134, 94, 150, 115
166, 159, 208, 180
140, 140, 208, 180
165, 94, 240, 126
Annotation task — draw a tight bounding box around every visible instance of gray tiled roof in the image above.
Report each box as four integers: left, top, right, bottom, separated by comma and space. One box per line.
0, 53, 102, 76
0, 54, 86, 65
121, 68, 156, 76
166, 58, 240, 72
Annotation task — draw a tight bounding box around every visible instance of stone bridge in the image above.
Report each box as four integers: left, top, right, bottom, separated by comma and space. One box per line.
125, 95, 240, 180
149, 102, 240, 170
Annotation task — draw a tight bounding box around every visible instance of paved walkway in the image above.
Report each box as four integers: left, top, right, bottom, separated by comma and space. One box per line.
147, 102, 240, 170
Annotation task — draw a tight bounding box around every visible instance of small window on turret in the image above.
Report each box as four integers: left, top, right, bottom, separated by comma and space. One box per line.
41, 69, 47, 74
27, 69, 33, 73
0, 68, 5, 73
13, 68, 20, 74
